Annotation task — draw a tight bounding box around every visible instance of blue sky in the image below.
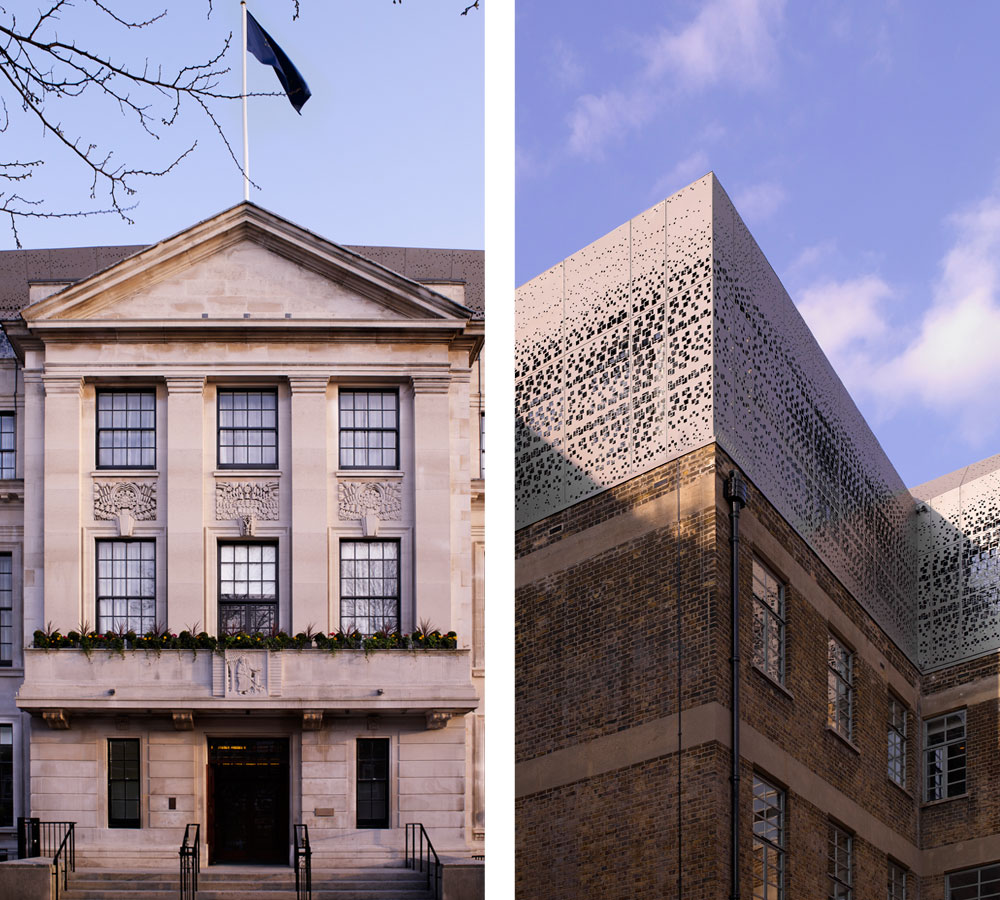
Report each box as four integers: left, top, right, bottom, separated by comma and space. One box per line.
1, 1, 483, 251
516, 0, 1000, 488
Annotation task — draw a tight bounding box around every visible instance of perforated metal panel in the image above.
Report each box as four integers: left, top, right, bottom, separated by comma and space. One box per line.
914, 458, 1000, 669
516, 173, 920, 663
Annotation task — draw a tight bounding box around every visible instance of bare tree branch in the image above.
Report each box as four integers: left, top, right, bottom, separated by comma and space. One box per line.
0, 0, 288, 246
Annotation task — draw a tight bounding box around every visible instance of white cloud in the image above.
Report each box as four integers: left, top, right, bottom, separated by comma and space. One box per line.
797, 275, 893, 358
641, 0, 786, 89
732, 180, 787, 222
650, 151, 710, 199
565, 0, 785, 157
567, 90, 652, 160
551, 38, 583, 89
874, 194, 1000, 441
794, 191, 1000, 446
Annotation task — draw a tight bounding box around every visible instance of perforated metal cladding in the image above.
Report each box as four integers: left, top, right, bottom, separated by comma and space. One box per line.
916, 460, 1000, 670
514, 177, 715, 526
708, 179, 918, 658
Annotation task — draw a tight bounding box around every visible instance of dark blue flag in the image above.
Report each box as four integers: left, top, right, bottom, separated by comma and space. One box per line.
246, 9, 311, 113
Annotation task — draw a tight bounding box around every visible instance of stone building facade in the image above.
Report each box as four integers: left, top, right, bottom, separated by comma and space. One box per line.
515, 174, 1000, 898
0, 202, 485, 866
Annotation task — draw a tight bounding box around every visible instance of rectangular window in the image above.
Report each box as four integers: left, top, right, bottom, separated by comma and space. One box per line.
218, 543, 277, 635
0, 554, 10, 667
888, 696, 907, 788
828, 822, 852, 899
339, 390, 399, 469
752, 774, 784, 900
752, 559, 785, 683
340, 540, 399, 635
888, 860, 908, 900
0, 725, 11, 827
97, 540, 155, 634
356, 738, 389, 828
827, 634, 854, 741
947, 863, 1000, 898
0, 413, 14, 478
97, 391, 155, 469
217, 389, 277, 468
108, 738, 140, 828
925, 710, 966, 801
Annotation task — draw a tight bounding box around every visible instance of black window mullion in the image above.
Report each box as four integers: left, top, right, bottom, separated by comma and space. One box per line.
357, 738, 389, 828
339, 390, 399, 470
218, 541, 278, 635
217, 390, 278, 469
108, 738, 140, 828
97, 390, 156, 470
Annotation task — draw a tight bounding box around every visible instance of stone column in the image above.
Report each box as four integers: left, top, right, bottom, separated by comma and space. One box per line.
411, 375, 452, 631
41, 375, 83, 629
21, 364, 45, 638
165, 377, 206, 632
289, 377, 329, 634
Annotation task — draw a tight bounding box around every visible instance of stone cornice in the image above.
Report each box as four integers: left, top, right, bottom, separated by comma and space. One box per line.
41, 375, 83, 396
164, 375, 207, 394
411, 375, 452, 395
287, 376, 330, 395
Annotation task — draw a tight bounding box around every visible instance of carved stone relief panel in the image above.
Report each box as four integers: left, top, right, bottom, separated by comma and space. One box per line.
215, 481, 280, 526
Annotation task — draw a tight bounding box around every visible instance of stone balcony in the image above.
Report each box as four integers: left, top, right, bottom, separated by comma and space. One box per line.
16, 648, 478, 725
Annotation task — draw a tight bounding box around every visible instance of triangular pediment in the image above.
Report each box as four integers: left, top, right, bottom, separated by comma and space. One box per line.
22, 203, 472, 325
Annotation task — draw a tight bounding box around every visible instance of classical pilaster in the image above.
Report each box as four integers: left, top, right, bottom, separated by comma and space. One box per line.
288, 376, 329, 634
412, 375, 452, 631
165, 376, 206, 632
21, 368, 45, 638
41, 375, 83, 629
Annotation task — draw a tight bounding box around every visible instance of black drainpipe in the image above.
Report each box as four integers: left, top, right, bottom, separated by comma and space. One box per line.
724, 470, 747, 900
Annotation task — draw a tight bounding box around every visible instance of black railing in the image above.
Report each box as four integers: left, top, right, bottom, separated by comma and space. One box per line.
405, 823, 441, 900
17, 818, 75, 900
179, 823, 200, 900
294, 823, 311, 900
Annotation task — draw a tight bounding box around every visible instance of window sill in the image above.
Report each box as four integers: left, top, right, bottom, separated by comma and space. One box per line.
888, 777, 914, 802
91, 470, 159, 478
825, 724, 860, 754
336, 470, 404, 479
213, 470, 281, 477
750, 664, 794, 701
922, 792, 969, 809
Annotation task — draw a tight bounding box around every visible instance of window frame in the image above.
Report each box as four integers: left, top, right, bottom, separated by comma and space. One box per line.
888, 695, 908, 788
752, 773, 785, 900
96, 389, 156, 470
356, 738, 390, 829
828, 821, 853, 899
217, 541, 279, 636
751, 557, 785, 684
216, 388, 279, 470
0, 553, 11, 667
0, 412, 14, 479
107, 738, 141, 829
96, 539, 156, 635
0, 723, 12, 828
888, 859, 908, 900
946, 862, 1000, 899
925, 709, 967, 802
338, 388, 400, 470
827, 633, 854, 742
339, 538, 401, 636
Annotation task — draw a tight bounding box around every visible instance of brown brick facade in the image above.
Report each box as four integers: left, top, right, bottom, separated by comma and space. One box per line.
517, 442, 998, 897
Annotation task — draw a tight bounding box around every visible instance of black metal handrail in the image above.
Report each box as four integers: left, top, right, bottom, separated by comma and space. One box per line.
179, 823, 200, 900
405, 823, 441, 900
17, 818, 75, 900
294, 823, 311, 900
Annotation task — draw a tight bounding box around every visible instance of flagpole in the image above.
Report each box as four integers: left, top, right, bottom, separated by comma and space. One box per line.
241, 0, 250, 201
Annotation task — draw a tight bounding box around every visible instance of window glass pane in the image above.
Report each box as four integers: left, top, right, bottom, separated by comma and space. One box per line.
340, 540, 400, 634
217, 390, 278, 468
97, 392, 155, 469
97, 541, 155, 633
108, 738, 140, 828
339, 390, 399, 469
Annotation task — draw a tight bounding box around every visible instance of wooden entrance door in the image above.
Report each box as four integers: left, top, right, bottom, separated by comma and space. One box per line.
207, 737, 289, 864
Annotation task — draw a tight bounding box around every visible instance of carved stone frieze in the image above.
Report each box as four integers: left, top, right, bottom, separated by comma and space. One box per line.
94, 481, 157, 521
338, 481, 402, 521
215, 481, 280, 522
